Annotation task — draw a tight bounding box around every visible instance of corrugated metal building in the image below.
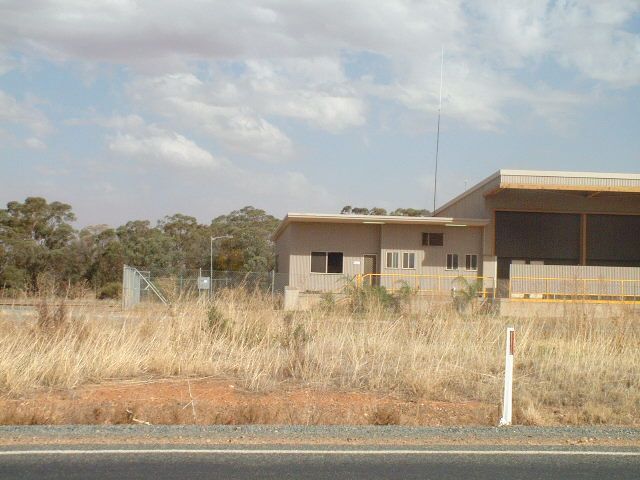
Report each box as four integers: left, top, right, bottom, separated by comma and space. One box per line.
274, 169, 640, 303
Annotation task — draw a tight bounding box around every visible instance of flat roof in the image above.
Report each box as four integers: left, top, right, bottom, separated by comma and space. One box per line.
434, 169, 640, 215
272, 213, 489, 240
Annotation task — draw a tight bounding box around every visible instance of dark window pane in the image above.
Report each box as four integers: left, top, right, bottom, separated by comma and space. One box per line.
311, 251, 326, 273
587, 214, 640, 266
422, 232, 444, 246
495, 211, 579, 261
430, 233, 444, 246
327, 252, 343, 273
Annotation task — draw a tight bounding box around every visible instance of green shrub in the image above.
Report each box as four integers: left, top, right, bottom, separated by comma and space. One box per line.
98, 282, 121, 299
343, 277, 411, 314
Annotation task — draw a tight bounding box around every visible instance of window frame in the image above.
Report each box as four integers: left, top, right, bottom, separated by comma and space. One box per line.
446, 253, 459, 271
386, 251, 399, 269
310, 251, 344, 274
465, 254, 478, 271
402, 252, 416, 269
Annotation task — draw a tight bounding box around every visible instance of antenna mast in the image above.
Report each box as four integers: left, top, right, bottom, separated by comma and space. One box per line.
432, 47, 444, 213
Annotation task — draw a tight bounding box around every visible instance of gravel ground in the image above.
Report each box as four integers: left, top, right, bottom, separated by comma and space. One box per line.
1, 425, 639, 446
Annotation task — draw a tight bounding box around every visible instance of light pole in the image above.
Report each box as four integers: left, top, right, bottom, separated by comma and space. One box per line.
210, 235, 232, 296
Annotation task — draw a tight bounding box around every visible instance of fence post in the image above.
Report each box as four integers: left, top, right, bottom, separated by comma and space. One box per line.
271, 269, 275, 303
499, 326, 515, 426
122, 264, 127, 310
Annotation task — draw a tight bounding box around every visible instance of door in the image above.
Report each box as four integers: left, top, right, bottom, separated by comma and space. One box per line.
363, 254, 378, 286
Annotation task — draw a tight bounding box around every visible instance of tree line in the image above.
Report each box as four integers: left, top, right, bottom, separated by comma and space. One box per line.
0, 197, 279, 296
340, 206, 430, 216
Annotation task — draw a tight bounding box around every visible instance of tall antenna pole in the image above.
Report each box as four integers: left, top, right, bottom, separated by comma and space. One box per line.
432, 47, 444, 213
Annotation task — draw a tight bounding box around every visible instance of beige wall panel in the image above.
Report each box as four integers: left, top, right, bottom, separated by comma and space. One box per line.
380, 224, 482, 270
436, 177, 499, 219
287, 222, 380, 292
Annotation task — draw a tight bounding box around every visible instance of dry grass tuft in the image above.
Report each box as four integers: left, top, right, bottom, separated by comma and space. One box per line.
0, 288, 638, 426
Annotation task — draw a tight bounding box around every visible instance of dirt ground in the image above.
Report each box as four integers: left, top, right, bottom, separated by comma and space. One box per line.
0, 378, 499, 426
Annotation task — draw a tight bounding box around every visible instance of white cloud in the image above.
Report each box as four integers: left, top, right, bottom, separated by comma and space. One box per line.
3, 1, 636, 134
469, 1, 640, 87
127, 73, 296, 162
0, 90, 52, 137
24, 137, 46, 149
108, 126, 221, 170
1, 0, 637, 164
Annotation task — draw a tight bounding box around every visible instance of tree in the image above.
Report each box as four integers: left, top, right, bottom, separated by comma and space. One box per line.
116, 220, 177, 269
158, 214, 209, 270
368, 207, 388, 215
389, 208, 431, 217
340, 206, 388, 215
0, 197, 76, 289
351, 207, 370, 215
210, 206, 279, 271
78, 225, 125, 286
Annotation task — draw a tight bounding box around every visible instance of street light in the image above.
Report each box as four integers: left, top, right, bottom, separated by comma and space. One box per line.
210, 235, 233, 296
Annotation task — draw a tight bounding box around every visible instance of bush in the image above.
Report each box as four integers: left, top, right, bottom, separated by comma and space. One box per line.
206, 305, 232, 334
343, 277, 414, 314
98, 282, 121, 300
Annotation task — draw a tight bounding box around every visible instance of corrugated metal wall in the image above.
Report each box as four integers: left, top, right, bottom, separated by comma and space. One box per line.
510, 264, 640, 297
501, 174, 640, 189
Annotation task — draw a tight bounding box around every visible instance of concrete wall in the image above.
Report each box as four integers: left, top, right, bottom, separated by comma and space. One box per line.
499, 299, 640, 319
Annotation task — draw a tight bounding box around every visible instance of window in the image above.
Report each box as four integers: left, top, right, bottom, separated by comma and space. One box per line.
402, 252, 415, 269
465, 254, 478, 271
386, 251, 399, 269
311, 251, 343, 273
422, 232, 444, 246
327, 252, 343, 273
446, 253, 459, 270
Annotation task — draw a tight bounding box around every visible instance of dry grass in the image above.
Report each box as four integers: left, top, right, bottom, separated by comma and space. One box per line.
0, 289, 638, 426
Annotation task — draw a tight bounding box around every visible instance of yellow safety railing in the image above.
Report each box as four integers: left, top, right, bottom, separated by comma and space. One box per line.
508, 275, 640, 303
355, 273, 496, 299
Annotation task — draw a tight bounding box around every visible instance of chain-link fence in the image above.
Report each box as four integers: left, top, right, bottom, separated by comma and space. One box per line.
122, 265, 277, 309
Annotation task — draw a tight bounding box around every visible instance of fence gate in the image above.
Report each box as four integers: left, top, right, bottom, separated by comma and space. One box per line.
122, 265, 169, 309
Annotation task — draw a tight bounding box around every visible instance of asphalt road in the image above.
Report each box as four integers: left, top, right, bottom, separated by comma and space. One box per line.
1, 446, 639, 480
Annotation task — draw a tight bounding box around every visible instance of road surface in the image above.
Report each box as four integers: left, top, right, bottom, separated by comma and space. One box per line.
1, 446, 639, 479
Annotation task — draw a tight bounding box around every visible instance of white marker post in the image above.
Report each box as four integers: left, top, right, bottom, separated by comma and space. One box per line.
499, 327, 515, 426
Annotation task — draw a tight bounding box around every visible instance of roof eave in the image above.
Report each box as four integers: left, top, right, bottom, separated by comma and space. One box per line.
272, 213, 490, 241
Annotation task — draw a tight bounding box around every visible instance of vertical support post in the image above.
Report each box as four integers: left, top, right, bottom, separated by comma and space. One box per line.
580, 213, 587, 266
499, 326, 515, 426
271, 269, 275, 303
122, 264, 127, 310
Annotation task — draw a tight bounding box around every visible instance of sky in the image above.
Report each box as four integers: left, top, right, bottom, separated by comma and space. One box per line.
0, 0, 639, 227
